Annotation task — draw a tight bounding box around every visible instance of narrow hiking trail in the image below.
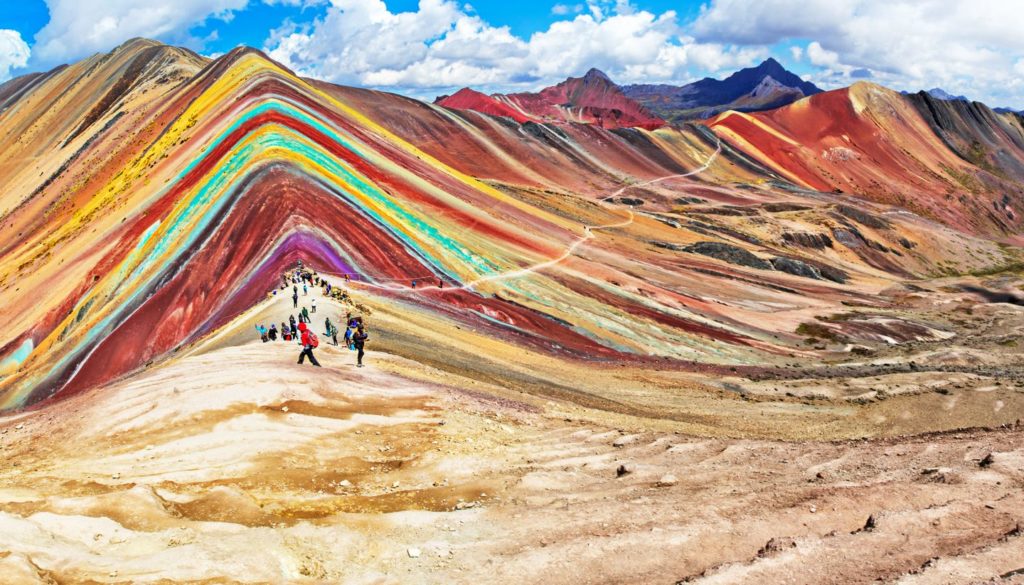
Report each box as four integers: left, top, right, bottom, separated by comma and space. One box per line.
337, 138, 723, 294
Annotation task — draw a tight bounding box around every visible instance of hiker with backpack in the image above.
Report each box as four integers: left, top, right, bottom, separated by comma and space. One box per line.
352, 326, 368, 367
296, 322, 321, 367
268, 324, 278, 341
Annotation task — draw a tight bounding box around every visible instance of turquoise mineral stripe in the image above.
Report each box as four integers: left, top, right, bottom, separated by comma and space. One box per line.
169, 98, 501, 275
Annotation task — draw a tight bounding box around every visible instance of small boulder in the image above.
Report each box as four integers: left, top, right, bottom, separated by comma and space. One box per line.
407, 547, 421, 559
612, 435, 639, 448
657, 474, 678, 487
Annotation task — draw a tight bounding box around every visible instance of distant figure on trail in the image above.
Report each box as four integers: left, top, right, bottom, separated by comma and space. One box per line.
352, 326, 368, 367
256, 324, 268, 342
324, 318, 339, 345
281, 321, 292, 341
303, 283, 308, 295
297, 322, 321, 367
292, 291, 298, 308
411, 280, 417, 289
268, 324, 278, 341
311, 298, 317, 314
438, 279, 443, 288
344, 324, 353, 349
301, 306, 310, 323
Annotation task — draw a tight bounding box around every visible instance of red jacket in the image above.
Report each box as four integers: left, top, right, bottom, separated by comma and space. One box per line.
298, 323, 313, 347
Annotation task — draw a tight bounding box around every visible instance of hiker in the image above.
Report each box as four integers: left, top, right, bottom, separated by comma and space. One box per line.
326, 319, 339, 346
311, 298, 317, 314
281, 321, 292, 341
438, 278, 443, 288
344, 325, 354, 349
296, 322, 321, 367
268, 324, 278, 341
256, 324, 267, 342
411, 279, 417, 289
292, 291, 298, 308
303, 283, 308, 295
301, 306, 310, 323
352, 325, 368, 367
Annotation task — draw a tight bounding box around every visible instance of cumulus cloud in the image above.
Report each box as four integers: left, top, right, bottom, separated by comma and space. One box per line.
692, 0, 1024, 106
265, 0, 763, 97
0, 30, 31, 81
32, 0, 254, 64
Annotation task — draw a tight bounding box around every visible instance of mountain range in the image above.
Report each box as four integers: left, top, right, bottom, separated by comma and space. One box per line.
438, 58, 822, 126
436, 68, 666, 129
622, 57, 823, 121
1, 37, 1023, 410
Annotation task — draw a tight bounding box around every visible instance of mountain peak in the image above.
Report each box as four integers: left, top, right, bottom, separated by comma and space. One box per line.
925, 87, 968, 102
581, 68, 613, 85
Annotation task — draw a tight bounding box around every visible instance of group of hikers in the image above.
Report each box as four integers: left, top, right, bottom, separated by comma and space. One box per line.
256, 262, 369, 367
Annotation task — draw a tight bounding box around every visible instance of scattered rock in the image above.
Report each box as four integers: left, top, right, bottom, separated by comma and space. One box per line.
657, 474, 678, 487
612, 435, 638, 448
863, 514, 877, 532
407, 547, 421, 559
835, 204, 890, 229
683, 241, 772, 270
757, 536, 796, 558
782, 232, 833, 249
979, 453, 995, 468
616, 464, 633, 478
770, 257, 823, 280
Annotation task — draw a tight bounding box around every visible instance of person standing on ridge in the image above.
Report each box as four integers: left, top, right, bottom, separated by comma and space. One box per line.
352, 326, 368, 367
297, 322, 321, 367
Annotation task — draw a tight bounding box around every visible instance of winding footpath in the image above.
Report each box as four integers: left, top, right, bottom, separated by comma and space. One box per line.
341, 137, 722, 294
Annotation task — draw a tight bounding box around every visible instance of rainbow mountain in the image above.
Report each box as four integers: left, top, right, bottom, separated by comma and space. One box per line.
0, 38, 1021, 411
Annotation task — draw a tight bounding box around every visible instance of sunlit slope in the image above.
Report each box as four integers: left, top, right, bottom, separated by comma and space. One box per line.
709, 82, 1024, 236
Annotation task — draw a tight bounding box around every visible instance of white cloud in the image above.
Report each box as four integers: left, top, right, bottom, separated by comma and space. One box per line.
693, 0, 1024, 107
551, 3, 583, 15
806, 41, 840, 69
789, 45, 803, 62
0, 30, 30, 81
32, 0, 253, 65
265, 0, 764, 97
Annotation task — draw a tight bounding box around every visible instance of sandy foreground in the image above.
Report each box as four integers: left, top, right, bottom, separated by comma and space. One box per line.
1, 291, 1023, 584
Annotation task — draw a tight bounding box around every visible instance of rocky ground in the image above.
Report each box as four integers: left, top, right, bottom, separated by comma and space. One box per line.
1, 285, 1023, 584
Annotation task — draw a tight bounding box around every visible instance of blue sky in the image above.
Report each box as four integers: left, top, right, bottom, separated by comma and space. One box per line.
1, 0, 1022, 108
